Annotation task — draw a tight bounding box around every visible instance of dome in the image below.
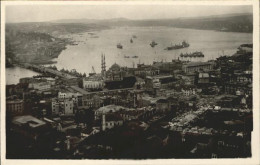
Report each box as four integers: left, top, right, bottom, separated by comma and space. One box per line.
109, 63, 121, 71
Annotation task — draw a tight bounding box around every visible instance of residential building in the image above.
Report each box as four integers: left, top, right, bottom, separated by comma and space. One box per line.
51, 98, 74, 115
51, 99, 60, 115
156, 99, 170, 113
81, 94, 103, 109
145, 76, 161, 89
6, 99, 24, 115
198, 72, 210, 84
134, 64, 160, 78
58, 92, 82, 106
118, 110, 144, 121
182, 85, 197, 96
101, 114, 123, 131
95, 105, 126, 120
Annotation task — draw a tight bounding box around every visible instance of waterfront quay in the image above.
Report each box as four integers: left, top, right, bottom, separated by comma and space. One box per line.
6, 43, 253, 159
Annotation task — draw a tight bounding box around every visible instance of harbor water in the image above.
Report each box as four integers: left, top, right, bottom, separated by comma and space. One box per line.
6, 26, 252, 84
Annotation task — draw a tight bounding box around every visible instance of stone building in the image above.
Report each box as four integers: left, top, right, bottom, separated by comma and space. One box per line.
83, 74, 104, 91
51, 98, 74, 115
183, 62, 214, 73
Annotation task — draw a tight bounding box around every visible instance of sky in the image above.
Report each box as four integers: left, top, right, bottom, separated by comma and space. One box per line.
5, 5, 252, 23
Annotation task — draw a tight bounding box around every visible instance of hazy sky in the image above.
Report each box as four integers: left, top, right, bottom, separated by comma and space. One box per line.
6, 5, 252, 23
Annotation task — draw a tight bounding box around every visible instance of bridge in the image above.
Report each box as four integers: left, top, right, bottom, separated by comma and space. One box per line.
22, 63, 77, 80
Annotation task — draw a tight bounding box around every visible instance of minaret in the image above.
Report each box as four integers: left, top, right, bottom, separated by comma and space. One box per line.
102, 114, 106, 131
104, 54, 106, 71
101, 53, 103, 74
101, 53, 106, 78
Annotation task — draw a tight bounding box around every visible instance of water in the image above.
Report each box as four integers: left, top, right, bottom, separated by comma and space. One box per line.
52, 27, 252, 75
6, 27, 252, 83
6, 66, 41, 85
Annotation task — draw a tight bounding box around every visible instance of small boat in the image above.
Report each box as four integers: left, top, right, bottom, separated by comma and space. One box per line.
124, 55, 130, 58
130, 38, 133, 43
132, 55, 138, 58
132, 35, 137, 38
150, 41, 158, 47
117, 43, 123, 49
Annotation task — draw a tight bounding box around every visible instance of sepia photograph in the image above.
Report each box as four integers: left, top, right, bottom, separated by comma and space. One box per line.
1, 0, 260, 164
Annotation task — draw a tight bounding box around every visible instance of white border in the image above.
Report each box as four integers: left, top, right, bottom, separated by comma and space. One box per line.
1, 1, 259, 165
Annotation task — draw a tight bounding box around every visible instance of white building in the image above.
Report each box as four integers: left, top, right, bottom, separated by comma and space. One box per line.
58, 92, 82, 106
29, 82, 51, 91
83, 74, 104, 91
63, 99, 74, 114
182, 86, 197, 96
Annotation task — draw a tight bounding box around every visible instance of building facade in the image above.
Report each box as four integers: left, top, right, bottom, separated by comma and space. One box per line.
83, 74, 104, 91
183, 62, 214, 73
6, 99, 24, 115
51, 98, 74, 115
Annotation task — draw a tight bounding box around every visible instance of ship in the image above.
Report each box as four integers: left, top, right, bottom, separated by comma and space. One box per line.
117, 43, 123, 49
150, 41, 158, 47
165, 41, 190, 50
180, 51, 204, 58
90, 35, 99, 38
88, 32, 96, 35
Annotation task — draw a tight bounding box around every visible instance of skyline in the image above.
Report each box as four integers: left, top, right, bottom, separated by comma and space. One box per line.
6, 5, 252, 23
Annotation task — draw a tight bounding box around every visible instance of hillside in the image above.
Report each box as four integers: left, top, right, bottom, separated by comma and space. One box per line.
5, 23, 109, 66
6, 31, 70, 65
6, 22, 109, 37
53, 13, 253, 33
130, 14, 253, 33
